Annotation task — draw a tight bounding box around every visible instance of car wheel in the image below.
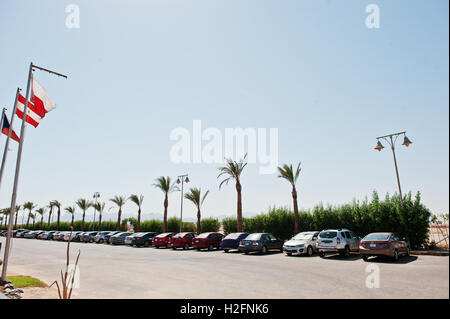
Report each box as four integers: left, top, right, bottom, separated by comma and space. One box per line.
197, 248, 201, 251
260, 246, 267, 255
208, 244, 214, 251
172, 246, 177, 250
405, 247, 410, 257
183, 243, 189, 250
307, 246, 313, 257
144, 241, 149, 247
224, 249, 229, 253
393, 249, 399, 261
286, 252, 292, 256
155, 246, 159, 249
362, 255, 369, 262
343, 246, 350, 258
319, 251, 325, 258
244, 251, 249, 255
99, 239, 104, 244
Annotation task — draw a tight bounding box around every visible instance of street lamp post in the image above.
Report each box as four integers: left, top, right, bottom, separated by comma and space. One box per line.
374, 131, 413, 207
93, 192, 100, 230
176, 174, 190, 233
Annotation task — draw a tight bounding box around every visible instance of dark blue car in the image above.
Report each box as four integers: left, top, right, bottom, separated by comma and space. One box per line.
220, 232, 249, 252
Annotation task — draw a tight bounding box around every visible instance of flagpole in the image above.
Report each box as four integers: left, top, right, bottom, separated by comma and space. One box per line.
0, 89, 21, 192
1, 63, 33, 282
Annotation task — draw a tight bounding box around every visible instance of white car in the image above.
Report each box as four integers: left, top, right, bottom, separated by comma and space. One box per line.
283, 231, 320, 256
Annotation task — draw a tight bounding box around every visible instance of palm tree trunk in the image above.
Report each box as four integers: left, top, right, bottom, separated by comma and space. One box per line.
81, 211, 86, 231
98, 212, 102, 231
48, 208, 52, 227
26, 212, 31, 227
41, 216, 44, 228
197, 207, 201, 234
292, 187, 299, 234
137, 208, 141, 232
56, 207, 61, 231
163, 194, 168, 233
116, 208, 122, 231
14, 212, 18, 229
236, 181, 243, 232
71, 214, 74, 226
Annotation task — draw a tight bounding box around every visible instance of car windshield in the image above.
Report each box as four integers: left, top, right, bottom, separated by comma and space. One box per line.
364, 234, 391, 241
292, 232, 314, 240
319, 231, 337, 238
196, 233, 211, 239
244, 234, 262, 240
224, 233, 246, 240
156, 233, 171, 238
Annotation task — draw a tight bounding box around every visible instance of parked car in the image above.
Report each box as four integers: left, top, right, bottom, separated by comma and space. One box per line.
359, 232, 410, 261
17, 230, 31, 238
81, 231, 98, 243
124, 233, 141, 246
13, 229, 27, 237
238, 233, 284, 254
0, 231, 8, 237
38, 231, 56, 240
52, 231, 63, 240
283, 231, 320, 256
110, 232, 133, 245
152, 233, 176, 248
63, 231, 82, 242
58, 231, 70, 241
168, 232, 197, 250
94, 231, 115, 244
133, 232, 158, 247
105, 231, 121, 244
317, 229, 360, 257
26, 231, 44, 239
220, 232, 249, 253
192, 232, 224, 251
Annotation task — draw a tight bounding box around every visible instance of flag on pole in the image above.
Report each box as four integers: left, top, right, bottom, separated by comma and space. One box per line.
15, 75, 56, 127
1, 113, 20, 143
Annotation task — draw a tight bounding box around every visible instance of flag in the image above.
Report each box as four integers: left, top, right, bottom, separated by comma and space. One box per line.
1, 113, 20, 143
15, 94, 42, 127
15, 75, 56, 127
31, 74, 56, 114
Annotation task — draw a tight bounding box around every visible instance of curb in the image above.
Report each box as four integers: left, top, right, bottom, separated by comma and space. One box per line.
410, 250, 449, 256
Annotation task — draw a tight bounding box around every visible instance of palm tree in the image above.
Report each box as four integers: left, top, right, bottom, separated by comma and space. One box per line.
23, 202, 36, 227
153, 176, 178, 233
129, 194, 144, 232
217, 155, 247, 232
184, 188, 209, 234
52, 200, 62, 230
0, 208, 8, 226
65, 206, 76, 226
110, 196, 128, 231
76, 199, 91, 231
36, 207, 46, 228
48, 201, 55, 227
14, 205, 21, 229
96, 202, 105, 231
278, 163, 302, 234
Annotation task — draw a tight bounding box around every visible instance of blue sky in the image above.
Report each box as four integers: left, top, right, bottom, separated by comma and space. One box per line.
0, 0, 448, 223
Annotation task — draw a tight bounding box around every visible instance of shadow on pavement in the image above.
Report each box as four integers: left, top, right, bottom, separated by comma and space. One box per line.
364, 255, 418, 264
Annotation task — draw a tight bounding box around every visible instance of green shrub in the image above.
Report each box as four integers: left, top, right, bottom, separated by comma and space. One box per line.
200, 218, 220, 232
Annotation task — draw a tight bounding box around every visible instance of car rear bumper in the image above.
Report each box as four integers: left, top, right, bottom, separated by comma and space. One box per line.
238, 246, 261, 253
360, 247, 394, 257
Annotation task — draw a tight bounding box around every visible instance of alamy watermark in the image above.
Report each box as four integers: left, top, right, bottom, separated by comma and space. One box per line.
169, 120, 278, 174
365, 4, 380, 29
65, 4, 80, 29
365, 264, 380, 288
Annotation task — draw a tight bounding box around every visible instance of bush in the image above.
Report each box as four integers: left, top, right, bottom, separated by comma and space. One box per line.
200, 218, 220, 233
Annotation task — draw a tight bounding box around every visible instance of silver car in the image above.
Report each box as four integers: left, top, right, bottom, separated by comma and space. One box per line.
283, 231, 320, 256
317, 229, 360, 257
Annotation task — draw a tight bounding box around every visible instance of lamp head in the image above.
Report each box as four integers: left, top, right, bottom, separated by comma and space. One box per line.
402, 135, 412, 147
374, 140, 384, 151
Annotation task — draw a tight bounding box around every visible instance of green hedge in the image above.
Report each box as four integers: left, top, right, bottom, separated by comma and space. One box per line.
222, 191, 431, 248
200, 218, 221, 232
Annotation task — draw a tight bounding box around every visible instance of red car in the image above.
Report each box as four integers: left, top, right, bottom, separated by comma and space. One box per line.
168, 232, 197, 250
192, 232, 224, 251
152, 232, 176, 248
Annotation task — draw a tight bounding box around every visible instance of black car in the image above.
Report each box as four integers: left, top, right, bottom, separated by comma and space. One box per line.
105, 231, 121, 244
238, 233, 284, 254
133, 232, 158, 247
110, 232, 133, 245
220, 232, 249, 253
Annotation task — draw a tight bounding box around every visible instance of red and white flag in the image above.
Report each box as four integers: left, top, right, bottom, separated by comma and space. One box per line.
15, 75, 56, 127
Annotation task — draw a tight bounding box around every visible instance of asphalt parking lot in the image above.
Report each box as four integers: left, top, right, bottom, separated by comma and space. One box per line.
1, 237, 448, 299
